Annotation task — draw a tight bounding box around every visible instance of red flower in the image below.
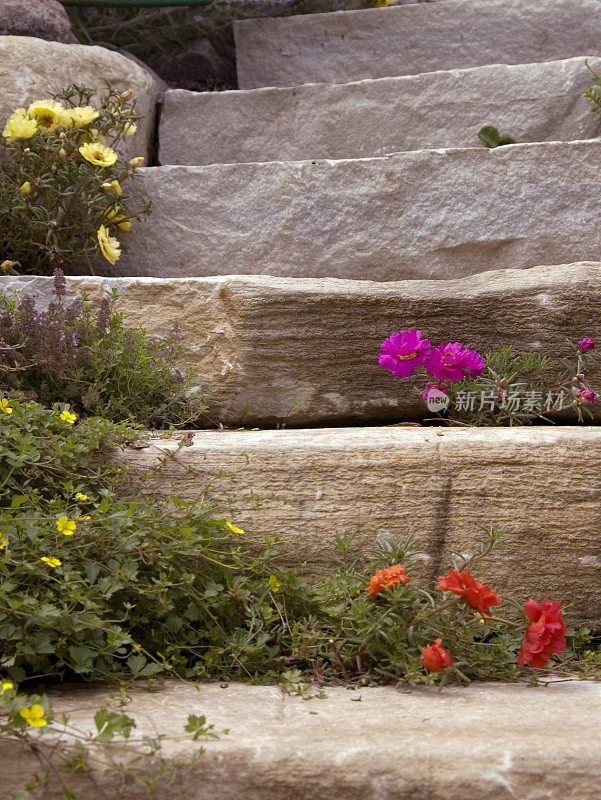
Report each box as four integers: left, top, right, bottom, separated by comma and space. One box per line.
366, 564, 410, 599
420, 638, 453, 671
437, 569, 502, 616
517, 599, 567, 668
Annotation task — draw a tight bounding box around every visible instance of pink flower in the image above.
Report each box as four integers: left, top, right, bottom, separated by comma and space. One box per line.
426, 342, 486, 383
517, 599, 567, 668
578, 338, 596, 352
575, 389, 596, 404
421, 382, 447, 400
378, 329, 430, 378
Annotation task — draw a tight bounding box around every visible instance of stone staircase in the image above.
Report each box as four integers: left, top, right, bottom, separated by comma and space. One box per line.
3, 0, 601, 794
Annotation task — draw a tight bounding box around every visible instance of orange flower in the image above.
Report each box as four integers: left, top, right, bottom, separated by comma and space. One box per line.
366, 563, 410, 599
420, 638, 453, 671
437, 568, 501, 616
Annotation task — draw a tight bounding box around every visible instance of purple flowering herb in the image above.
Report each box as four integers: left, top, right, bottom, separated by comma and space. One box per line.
53, 268, 66, 301
378, 329, 431, 378
576, 389, 596, 404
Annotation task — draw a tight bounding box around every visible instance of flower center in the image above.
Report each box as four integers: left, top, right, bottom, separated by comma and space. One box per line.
40, 115, 54, 128
396, 351, 417, 361
442, 354, 456, 364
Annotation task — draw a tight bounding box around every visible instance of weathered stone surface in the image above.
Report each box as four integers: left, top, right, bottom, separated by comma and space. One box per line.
3, 263, 601, 426
117, 140, 601, 280
4, 681, 601, 799
235, 0, 601, 88
0, 37, 159, 160
123, 426, 601, 626
159, 57, 601, 166
0, 0, 75, 43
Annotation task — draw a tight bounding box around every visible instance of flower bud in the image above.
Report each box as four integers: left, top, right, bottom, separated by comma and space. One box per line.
58, 147, 67, 157
102, 180, 122, 196
20, 181, 31, 195
23, 147, 30, 154
129, 156, 144, 168
118, 220, 132, 231
1, 260, 15, 273
59, 131, 66, 139
123, 122, 137, 136
119, 89, 133, 102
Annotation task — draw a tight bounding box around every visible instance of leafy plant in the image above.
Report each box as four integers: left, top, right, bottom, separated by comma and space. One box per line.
0, 681, 222, 799
0, 84, 148, 275
379, 329, 599, 426
0, 271, 209, 427
478, 125, 517, 148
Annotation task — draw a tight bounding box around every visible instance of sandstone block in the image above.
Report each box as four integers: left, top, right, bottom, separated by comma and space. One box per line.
123, 426, 601, 627
159, 57, 601, 166
235, 0, 601, 88
3, 263, 601, 426
3, 681, 601, 799
118, 140, 601, 280
0, 37, 159, 160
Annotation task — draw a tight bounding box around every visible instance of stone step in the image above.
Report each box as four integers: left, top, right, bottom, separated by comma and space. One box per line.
4, 681, 600, 799
4, 262, 600, 426
116, 140, 601, 280
158, 57, 601, 167
0, 36, 159, 161
234, 0, 601, 89
125, 426, 601, 627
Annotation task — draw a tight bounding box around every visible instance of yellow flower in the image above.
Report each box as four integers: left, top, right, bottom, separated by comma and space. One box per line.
119, 89, 133, 102
268, 575, 282, 593
123, 122, 137, 136
105, 206, 132, 232
27, 100, 69, 133
2, 108, 37, 142
129, 156, 144, 168
0, 681, 14, 695
118, 221, 132, 232
225, 521, 245, 535
0, 398, 13, 415
1, 260, 15, 273
80, 515, 91, 521
68, 106, 100, 128
60, 409, 77, 424
0, 536, 7, 550
19, 704, 47, 727
75, 492, 88, 502
20, 181, 31, 195
102, 180, 122, 196
97, 225, 121, 265
79, 142, 118, 167
40, 556, 61, 568
56, 516, 76, 536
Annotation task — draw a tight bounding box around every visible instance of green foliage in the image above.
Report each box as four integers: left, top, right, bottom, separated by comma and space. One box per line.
478, 125, 517, 148
0, 276, 209, 427
0, 397, 317, 684
0, 84, 148, 275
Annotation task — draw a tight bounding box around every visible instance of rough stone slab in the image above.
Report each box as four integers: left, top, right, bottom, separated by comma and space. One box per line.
159, 57, 601, 166
4, 681, 601, 799
123, 426, 601, 627
0, 37, 159, 160
3, 262, 601, 426
235, 0, 601, 88
119, 140, 601, 280
0, 0, 76, 43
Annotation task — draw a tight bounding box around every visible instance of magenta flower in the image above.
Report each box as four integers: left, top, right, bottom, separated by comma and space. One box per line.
421, 382, 447, 400
426, 342, 486, 383
578, 338, 596, 352
378, 329, 431, 378
575, 389, 596, 404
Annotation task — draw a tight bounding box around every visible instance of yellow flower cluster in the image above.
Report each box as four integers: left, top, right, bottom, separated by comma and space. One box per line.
0, 398, 13, 415
2, 100, 103, 142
